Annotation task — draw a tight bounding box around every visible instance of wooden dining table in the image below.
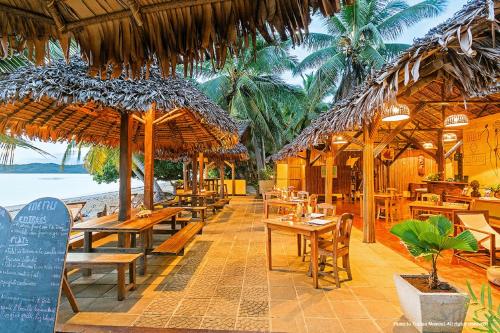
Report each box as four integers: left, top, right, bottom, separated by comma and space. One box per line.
408, 201, 469, 222
264, 198, 307, 218
175, 190, 216, 206
72, 207, 183, 275
359, 193, 402, 221
264, 216, 338, 288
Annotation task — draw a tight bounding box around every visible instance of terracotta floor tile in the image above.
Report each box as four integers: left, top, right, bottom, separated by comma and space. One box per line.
361, 300, 402, 319
270, 286, 297, 300
304, 317, 344, 333
269, 299, 302, 317
329, 300, 369, 319
338, 319, 381, 333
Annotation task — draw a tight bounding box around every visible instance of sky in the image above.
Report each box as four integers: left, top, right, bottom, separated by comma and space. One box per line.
10, 0, 469, 165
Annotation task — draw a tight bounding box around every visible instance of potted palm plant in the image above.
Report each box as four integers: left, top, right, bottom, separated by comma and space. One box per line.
390, 216, 478, 333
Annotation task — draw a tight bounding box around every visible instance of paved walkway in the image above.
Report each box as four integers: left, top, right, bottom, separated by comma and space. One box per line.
59, 197, 489, 332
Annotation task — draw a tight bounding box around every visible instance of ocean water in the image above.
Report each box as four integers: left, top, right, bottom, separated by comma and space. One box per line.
0, 173, 144, 207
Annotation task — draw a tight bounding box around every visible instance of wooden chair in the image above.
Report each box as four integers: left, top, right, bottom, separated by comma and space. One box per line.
454, 210, 499, 268
297, 191, 309, 200
309, 213, 354, 288
302, 201, 335, 261
308, 194, 318, 212
66, 201, 86, 222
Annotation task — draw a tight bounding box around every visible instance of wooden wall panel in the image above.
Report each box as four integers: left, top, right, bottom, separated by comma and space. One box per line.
388, 150, 437, 192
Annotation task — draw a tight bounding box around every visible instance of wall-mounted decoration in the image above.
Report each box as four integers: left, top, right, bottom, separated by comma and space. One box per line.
418, 154, 425, 176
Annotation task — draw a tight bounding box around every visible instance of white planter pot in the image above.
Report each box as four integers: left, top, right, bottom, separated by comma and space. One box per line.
258, 180, 275, 195
394, 274, 469, 333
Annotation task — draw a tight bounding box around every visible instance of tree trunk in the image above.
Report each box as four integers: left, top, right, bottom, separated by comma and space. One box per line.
429, 255, 439, 289
253, 135, 265, 173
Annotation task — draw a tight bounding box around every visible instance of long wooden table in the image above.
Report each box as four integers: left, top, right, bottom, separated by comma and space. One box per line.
264, 216, 338, 288
408, 201, 469, 222
264, 198, 306, 218
72, 207, 183, 275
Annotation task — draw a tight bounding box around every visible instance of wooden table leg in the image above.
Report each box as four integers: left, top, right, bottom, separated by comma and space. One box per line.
310, 232, 319, 289
296, 234, 302, 257
83, 231, 92, 276
266, 227, 272, 270
171, 215, 177, 230
117, 264, 126, 301
384, 199, 389, 221
264, 201, 268, 218
138, 231, 148, 275
62, 276, 79, 313
129, 262, 137, 291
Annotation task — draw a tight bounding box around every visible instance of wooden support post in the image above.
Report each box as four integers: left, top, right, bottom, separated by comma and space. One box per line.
436, 129, 445, 180
325, 151, 334, 205
143, 105, 155, 210
305, 149, 312, 193
198, 153, 204, 192
191, 156, 198, 195
231, 162, 236, 196
219, 163, 225, 199
182, 162, 189, 190
362, 126, 376, 243
119, 113, 133, 221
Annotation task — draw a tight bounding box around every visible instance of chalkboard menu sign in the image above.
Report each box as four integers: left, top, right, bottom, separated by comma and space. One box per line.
0, 198, 72, 333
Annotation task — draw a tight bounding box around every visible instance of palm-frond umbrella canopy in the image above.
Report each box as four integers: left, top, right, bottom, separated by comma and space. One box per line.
0, 0, 345, 77
272, 0, 500, 160
0, 60, 238, 155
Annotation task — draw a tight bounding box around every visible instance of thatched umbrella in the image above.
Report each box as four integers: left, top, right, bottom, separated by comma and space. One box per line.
271, 0, 500, 243
0, 60, 238, 219
0, 0, 345, 77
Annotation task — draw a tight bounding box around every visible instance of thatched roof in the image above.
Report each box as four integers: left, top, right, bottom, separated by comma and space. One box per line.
0, 0, 344, 77
0, 60, 238, 154
272, 0, 500, 161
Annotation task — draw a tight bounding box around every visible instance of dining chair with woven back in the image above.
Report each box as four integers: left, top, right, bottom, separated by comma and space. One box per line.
309, 212, 354, 288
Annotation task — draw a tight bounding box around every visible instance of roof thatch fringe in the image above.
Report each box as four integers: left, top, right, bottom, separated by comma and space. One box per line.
0, 0, 342, 78
271, 0, 500, 161
0, 59, 238, 153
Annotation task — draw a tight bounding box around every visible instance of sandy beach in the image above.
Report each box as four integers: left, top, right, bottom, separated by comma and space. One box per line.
6, 182, 175, 218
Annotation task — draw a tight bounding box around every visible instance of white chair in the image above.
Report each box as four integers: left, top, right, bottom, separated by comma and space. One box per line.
317, 203, 336, 216
297, 191, 309, 200
455, 210, 499, 268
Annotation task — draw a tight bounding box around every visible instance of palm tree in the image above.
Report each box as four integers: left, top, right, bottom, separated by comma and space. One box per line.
295, 0, 447, 101
199, 38, 303, 172
0, 133, 53, 164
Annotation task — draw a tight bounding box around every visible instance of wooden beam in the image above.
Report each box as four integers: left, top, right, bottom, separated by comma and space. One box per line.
333, 131, 362, 159
125, 0, 144, 26
119, 113, 133, 221
373, 119, 410, 157
406, 101, 500, 106
343, 133, 365, 147
388, 142, 412, 166
143, 106, 155, 210
445, 140, 463, 159
399, 132, 437, 160
362, 126, 376, 243
46, 1, 66, 32
0, 3, 53, 23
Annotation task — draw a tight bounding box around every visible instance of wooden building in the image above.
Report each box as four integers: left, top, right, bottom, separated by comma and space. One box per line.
271, 1, 500, 243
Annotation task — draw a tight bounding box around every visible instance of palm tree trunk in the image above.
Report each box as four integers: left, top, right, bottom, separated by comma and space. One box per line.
253, 135, 265, 173
132, 155, 164, 199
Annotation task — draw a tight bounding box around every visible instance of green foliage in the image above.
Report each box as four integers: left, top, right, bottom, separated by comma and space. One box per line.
390, 216, 477, 289
295, 0, 447, 101
259, 165, 275, 180
485, 184, 500, 192
0, 134, 53, 164
466, 282, 500, 332
92, 158, 119, 184
425, 173, 440, 181
153, 160, 183, 181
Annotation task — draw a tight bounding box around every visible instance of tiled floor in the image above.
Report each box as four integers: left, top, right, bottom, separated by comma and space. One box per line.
59, 197, 494, 332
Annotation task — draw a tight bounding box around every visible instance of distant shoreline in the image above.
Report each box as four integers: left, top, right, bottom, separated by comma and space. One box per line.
0, 163, 87, 174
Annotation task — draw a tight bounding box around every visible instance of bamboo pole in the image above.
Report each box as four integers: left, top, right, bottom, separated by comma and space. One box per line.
192, 156, 198, 195
362, 126, 376, 243
198, 153, 204, 192
118, 113, 133, 221
231, 162, 236, 196
143, 105, 155, 210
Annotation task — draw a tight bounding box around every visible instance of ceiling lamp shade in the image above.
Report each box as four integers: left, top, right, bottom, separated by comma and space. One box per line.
444, 114, 469, 127
332, 135, 348, 145
443, 132, 458, 142
381, 102, 410, 122
422, 142, 434, 149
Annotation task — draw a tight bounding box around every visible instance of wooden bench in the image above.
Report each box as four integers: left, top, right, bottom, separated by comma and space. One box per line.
153, 222, 204, 256
208, 200, 226, 213
65, 253, 142, 300
180, 206, 207, 222
68, 232, 107, 250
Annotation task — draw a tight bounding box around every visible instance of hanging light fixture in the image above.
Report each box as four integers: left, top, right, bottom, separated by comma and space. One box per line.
444, 114, 469, 127
381, 102, 410, 122
443, 132, 458, 142
332, 135, 348, 144
422, 142, 434, 149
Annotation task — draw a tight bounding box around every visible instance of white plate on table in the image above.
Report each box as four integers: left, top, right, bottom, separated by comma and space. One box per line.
308, 219, 330, 225
310, 213, 325, 218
